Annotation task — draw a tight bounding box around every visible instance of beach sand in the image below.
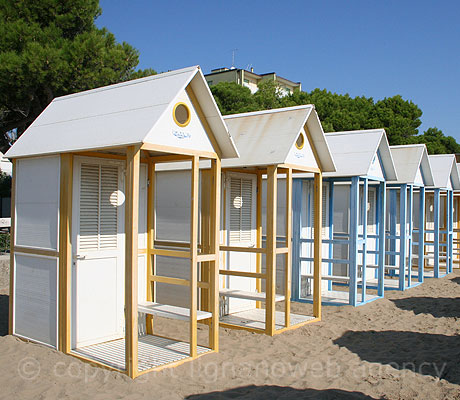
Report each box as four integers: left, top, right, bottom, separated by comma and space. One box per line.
0, 262, 459, 399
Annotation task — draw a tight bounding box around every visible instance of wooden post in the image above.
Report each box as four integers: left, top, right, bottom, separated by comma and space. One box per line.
200, 169, 211, 312
8, 160, 15, 336
58, 154, 73, 353
349, 176, 359, 306
190, 156, 199, 357
434, 189, 440, 278
125, 145, 141, 378
377, 181, 386, 297
256, 171, 262, 309
361, 178, 368, 302
284, 168, 292, 327
399, 184, 407, 290
313, 172, 322, 318
407, 185, 413, 287
209, 158, 221, 351
418, 187, 425, 282
146, 158, 155, 334
265, 166, 277, 335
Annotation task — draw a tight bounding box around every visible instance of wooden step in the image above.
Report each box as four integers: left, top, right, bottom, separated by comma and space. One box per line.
219, 288, 285, 302
138, 302, 211, 321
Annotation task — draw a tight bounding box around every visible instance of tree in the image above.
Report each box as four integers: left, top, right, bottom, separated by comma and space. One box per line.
210, 82, 256, 115
211, 81, 460, 154
0, 0, 155, 151
415, 127, 460, 154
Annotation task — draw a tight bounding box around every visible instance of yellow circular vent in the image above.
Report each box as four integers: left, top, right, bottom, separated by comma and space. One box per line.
173, 102, 191, 127
295, 133, 305, 150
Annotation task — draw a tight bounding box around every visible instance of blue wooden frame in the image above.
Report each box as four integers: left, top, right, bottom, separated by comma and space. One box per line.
292, 174, 385, 307
423, 188, 452, 278
382, 183, 424, 291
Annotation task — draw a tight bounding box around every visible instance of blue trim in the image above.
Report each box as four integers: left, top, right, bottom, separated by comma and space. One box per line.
434, 189, 440, 278
349, 176, 359, 306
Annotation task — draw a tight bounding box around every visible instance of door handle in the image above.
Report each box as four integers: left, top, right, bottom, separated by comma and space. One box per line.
74, 255, 86, 260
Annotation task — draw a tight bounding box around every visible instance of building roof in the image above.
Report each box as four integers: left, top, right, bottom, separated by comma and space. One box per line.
390, 144, 434, 186
222, 105, 336, 171
427, 154, 460, 190
6, 66, 238, 159
322, 129, 397, 180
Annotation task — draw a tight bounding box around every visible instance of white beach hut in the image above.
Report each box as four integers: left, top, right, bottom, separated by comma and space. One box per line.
424, 154, 460, 277
6, 66, 239, 378
382, 144, 434, 290
292, 129, 398, 306
154, 105, 335, 335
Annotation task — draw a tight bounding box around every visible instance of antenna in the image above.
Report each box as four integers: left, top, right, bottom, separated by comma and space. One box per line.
231, 49, 238, 69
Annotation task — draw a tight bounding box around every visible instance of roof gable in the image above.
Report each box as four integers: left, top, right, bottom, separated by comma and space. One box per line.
428, 154, 460, 190
390, 144, 434, 186
6, 66, 238, 159
324, 129, 397, 180
222, 105, 335, 171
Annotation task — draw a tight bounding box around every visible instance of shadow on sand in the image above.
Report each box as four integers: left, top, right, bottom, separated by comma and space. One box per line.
391, 297, 460, 318
0, 294, 7, 336
186, 385, 378, 399
451, 276, 460, 285
334, 330, 460, 385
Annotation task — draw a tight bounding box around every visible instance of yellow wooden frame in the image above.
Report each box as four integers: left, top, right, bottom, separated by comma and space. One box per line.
219, 165, 322, 336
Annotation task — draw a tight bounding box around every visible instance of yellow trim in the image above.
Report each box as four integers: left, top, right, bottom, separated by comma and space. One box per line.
220, 245, 266, 253
125, 145, 141, 378
295, 132, 305, 150
140, 143, 217, 159
9, 160, 15, 336
172, 102, 191, 127
219, 269, 266, 279
13, 246, 59, 258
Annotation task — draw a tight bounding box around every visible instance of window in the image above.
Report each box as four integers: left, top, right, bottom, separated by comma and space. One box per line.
173, 102, 191, 127
207, 80, 213, 86
79, 163, 119, 251
296, 133, 305, 150
229, 176, 254, 244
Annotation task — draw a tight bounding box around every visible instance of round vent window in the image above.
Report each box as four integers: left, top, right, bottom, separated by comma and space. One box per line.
173, 102, 191, 127
295, 133, 305, 150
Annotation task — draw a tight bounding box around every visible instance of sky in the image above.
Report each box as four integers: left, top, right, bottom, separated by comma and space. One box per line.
96, 0, 460, 142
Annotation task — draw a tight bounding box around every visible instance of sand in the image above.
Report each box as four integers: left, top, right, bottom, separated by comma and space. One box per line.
0, 263, 459, 400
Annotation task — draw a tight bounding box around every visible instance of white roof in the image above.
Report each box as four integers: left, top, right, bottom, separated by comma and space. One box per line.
222, 105, 336, 171
428, 154, 460, 190
322, 129, 397, 180
6, 66, 238, 159
390, 144, 434, 186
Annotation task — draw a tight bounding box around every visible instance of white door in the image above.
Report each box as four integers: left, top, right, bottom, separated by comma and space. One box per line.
71, 157, 125, 348
224, 173, 257, 313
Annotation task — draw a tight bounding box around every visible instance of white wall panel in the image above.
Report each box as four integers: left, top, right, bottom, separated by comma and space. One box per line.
14, 254, 58, 347
15, 156, 60, 250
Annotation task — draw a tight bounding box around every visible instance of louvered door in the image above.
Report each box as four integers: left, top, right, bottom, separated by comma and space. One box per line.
224, 173, 257, 313
71, 157, 125, 348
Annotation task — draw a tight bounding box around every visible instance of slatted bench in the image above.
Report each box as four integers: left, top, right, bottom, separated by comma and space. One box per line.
138, 301, 212, 321
219, 288, 285, 302
303, 274, 362, 283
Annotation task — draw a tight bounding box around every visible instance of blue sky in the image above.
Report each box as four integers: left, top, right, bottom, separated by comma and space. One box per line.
96, 0, 460, 142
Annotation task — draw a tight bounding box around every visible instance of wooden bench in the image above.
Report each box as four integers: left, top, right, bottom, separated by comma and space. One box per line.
219, 288, 285, 302
138, 301, 211, 321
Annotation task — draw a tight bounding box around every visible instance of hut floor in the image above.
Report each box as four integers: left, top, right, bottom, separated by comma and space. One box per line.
220, 308, 314, 330
302, 289, 381, 305
73, 334, 211, 372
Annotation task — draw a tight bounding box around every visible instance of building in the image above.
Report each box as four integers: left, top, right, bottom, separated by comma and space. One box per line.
205, 67, 301, 96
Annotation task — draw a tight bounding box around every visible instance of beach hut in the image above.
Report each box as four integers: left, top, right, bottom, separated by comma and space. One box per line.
453, 163, 460, 269
424, 155, 460, 277
154, 105, 335, 335
292, 129, 398, 306
382, 144, 434, 290
6, 66, 239, 378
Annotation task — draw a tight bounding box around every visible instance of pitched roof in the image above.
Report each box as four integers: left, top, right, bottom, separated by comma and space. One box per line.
323, 129, 397, 180
6, 66, 238, 159
222, 105, 336, 171
428, 154, 460, 190
390, 144, 434, 186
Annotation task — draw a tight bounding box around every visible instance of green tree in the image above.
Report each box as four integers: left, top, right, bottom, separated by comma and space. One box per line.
415, 127, 460, 154
0, 0, 155, 151
210, 82, 256, 115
